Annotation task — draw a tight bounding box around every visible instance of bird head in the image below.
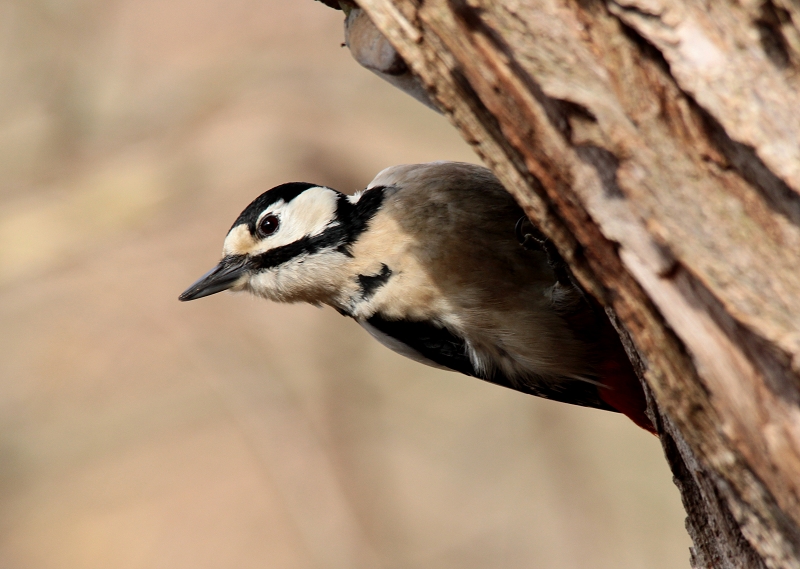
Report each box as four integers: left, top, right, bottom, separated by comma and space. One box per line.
179, 181, 387, 305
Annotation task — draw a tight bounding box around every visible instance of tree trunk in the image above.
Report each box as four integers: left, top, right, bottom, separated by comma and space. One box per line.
331, 1, 800, 567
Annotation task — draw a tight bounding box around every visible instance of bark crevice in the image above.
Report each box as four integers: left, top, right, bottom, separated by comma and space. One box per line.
697, 106, 800, 230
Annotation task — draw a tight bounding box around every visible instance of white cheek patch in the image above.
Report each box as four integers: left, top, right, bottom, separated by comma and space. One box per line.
221, 187, 339, 258
251, 187, 339, 254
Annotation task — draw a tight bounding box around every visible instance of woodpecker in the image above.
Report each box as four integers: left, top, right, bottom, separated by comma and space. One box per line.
180, 161, 654, 431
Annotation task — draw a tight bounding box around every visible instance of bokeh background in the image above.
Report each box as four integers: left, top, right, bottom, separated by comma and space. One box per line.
0, 1, 691, 567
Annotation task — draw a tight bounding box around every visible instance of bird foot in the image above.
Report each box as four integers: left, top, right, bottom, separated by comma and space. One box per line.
515, 217, 573, 288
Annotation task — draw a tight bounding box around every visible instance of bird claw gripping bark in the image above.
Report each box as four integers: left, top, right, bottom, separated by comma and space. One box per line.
515, 217, 574, 288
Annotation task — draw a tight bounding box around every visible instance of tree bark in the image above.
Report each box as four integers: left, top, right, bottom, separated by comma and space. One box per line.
329, 1, 800, 567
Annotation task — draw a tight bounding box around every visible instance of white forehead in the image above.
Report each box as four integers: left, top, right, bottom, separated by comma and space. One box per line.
222, 186, 339, 256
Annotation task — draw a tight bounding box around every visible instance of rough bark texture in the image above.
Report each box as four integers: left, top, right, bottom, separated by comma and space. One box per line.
336, 1, 800, 567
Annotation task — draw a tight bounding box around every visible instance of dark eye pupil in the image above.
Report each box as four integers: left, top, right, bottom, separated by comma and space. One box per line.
258, 214, 279, 236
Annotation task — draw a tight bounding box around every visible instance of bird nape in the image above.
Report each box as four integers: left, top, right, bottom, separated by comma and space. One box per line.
180, 161, 654, 432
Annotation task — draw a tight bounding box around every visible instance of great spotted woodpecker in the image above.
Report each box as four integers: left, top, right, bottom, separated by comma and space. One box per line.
180, 161, 653, 431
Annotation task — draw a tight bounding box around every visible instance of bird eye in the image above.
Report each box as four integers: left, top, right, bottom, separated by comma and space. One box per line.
257, 214, 280, 237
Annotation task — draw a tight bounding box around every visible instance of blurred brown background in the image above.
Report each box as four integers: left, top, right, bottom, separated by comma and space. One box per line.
0, 1, 691, 567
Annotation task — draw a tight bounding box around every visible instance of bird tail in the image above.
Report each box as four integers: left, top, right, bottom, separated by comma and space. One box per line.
596, 336, 656, 433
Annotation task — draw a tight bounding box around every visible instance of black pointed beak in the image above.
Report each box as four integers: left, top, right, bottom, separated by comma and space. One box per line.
179, 256, 248, 301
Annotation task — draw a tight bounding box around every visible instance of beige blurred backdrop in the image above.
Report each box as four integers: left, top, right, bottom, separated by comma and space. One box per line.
0, 1, 691, 567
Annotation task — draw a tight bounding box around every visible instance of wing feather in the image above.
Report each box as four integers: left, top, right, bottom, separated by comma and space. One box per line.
362, 314, 615, 412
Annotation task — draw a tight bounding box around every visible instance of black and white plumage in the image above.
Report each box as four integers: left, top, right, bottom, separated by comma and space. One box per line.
180, 161, 652, 430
